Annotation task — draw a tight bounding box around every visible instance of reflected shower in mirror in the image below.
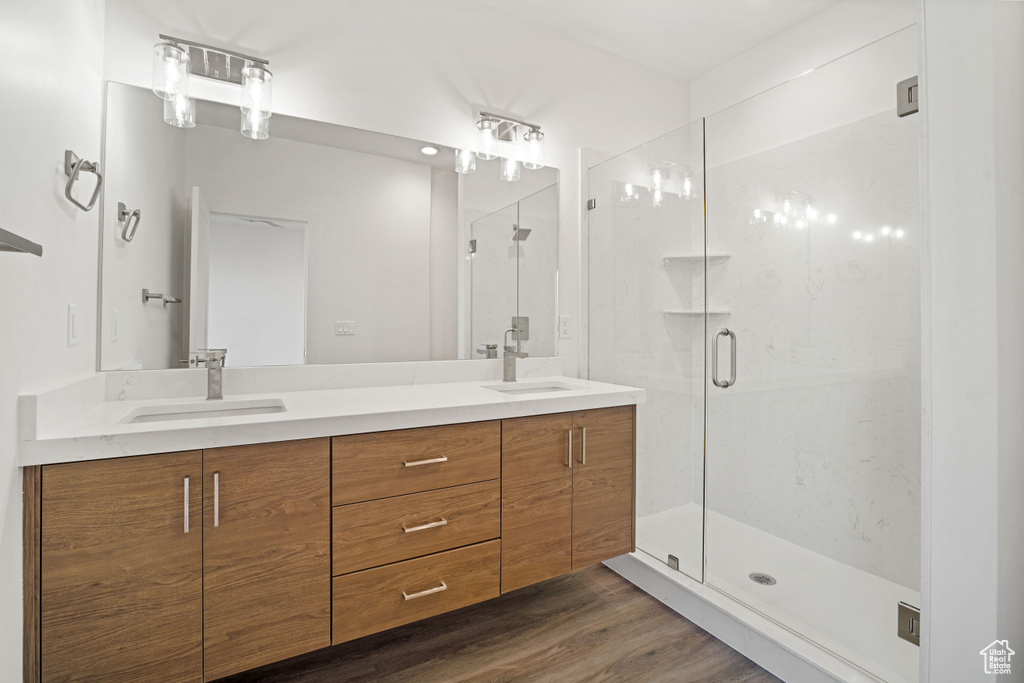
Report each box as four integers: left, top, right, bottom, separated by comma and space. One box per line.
98, 82, 558, 370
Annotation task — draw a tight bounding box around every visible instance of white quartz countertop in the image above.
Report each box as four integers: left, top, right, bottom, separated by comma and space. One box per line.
20, 376, 644, 467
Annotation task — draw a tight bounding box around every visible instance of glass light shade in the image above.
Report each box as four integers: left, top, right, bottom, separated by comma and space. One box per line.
241, 111, 270, 140
241, 65, 273, 119
500, 157, 521, 182
523, 129, 545, 170
455, 149, 477, 174
476, 117, 499, 160
163, 95, 195, 128
152, 43, 190, 101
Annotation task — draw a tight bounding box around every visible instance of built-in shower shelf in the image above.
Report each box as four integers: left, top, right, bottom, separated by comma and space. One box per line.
663, 309, 731, 317
663, 253, 730, 265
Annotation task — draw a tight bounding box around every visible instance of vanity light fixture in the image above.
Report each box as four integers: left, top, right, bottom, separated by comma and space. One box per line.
474, 111, 546, 179
153, 35, 273, 139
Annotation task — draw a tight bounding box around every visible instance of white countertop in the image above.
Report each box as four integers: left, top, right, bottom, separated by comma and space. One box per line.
20, 374, 644, 467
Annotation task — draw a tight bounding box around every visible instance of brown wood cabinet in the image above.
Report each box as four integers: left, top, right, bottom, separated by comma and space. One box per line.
30, 406, 634, 681
36, 438, 330, 683
40, 451, 204, 683
501, 406, 635, 593
202, 438, 331, 680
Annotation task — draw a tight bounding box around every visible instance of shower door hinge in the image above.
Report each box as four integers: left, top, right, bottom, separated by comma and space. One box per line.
897, 76, 919, 117
898, 602, 921, 646
587, 199, 597, 210
468, 239, 477, 254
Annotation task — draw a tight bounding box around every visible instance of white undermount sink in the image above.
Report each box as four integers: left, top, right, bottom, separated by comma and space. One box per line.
121, 398, 286, 424
484, 380, 582, 396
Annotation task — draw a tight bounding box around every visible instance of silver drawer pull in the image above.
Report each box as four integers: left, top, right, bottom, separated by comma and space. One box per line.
402, 581, 448, 601
402, 518, 448, 533
403, 456, 448, 467
183, 476, 190, 534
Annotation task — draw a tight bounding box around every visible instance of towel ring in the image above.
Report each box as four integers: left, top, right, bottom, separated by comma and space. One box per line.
64, 150, 103, 212
118, 202, 142, 242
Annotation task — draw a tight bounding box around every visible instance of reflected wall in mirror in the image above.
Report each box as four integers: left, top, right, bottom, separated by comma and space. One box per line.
98, 82, 558, 370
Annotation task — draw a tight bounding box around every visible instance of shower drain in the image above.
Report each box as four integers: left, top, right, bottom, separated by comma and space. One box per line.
748, 572, 777, 586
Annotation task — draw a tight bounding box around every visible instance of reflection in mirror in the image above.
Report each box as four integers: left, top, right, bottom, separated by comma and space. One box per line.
469, 185, 558, 360
98, 82, 558, 370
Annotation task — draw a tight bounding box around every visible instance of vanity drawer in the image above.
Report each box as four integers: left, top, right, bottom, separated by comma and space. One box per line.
332, 421, 500, 505
331, 539, 500, 645
333, 480, 500, 575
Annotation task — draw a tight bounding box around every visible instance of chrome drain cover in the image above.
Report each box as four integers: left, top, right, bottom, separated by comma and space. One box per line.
749, 572, 777, 586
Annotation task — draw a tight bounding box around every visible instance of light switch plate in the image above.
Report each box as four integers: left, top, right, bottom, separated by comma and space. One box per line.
335, 321, 356, 336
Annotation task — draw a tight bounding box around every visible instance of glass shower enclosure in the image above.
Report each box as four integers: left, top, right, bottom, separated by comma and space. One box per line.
587, 28, 921, 683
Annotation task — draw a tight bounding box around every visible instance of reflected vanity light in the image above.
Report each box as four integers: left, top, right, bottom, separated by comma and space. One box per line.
827, 213, 838, 224
880, 225, 892, 236
163, 94, 195, 128
500, 157, 521, 182
852, 231, 863, 240
895, 228, 906, 239
454, 149, 476, 174
152, 35, 273, 139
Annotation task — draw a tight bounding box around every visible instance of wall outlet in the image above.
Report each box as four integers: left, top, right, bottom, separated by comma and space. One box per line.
335, 320, 356, 336
559, 315, 571, 339
67, 303, 80, 346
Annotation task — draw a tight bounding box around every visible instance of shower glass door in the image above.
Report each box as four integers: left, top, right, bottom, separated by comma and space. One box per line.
587, 120, 705, 580
704, 28, 921, 682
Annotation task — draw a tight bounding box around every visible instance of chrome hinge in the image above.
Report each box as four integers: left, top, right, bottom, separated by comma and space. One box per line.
898, 602, 921, 646
897, 76, 919, 117
468, 239, 477, 254
587, 199, 596, 210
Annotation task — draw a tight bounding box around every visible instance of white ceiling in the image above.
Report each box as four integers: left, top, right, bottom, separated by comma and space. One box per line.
472, 0, 842, 81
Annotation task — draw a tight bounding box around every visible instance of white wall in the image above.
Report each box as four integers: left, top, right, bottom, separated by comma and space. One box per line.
993, 1, 1024, 664
689, 0, 919, 120
99, 84, 188, 370
0, 0, 106, 678
921, 1, 1024, 680
102, 0, 692, 378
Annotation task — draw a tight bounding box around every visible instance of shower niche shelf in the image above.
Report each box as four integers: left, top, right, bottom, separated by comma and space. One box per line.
663, 309, 731, 317
663, 253, 729, 265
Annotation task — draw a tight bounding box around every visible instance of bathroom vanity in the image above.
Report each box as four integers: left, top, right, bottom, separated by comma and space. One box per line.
20, 364, 641, 681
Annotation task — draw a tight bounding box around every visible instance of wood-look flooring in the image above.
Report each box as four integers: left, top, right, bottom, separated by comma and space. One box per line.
216, 565, 780, 683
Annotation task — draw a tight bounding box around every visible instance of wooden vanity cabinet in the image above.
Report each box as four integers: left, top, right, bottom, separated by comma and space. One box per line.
202, 438, 331, 681
36, 438, 330, 683
501, 406, 635, 593
40, 451, 204, 683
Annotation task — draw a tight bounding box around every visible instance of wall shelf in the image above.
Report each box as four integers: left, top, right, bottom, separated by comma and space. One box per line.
663, 253, 729, 265
0, 228, 42, 257
663, 309, 731, 317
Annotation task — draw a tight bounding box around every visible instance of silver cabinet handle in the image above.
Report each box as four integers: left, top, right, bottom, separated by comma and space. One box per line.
712, 328, 737, 388
213, 472, 220, 528
580, 427, 587, 464
403, 456, 448, 467
184, 476, 190, 533
402, 581, 448, 601
566, 429, 573, 469
402, 518, 448, 533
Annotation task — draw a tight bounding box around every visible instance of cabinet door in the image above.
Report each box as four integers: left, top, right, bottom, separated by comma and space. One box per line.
500, 412, 574, 593
572, 406, 635, 569
203, 438, 331, 681
40, 451, 203, 683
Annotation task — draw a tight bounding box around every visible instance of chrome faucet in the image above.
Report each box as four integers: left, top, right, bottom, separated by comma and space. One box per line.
503, 329, 528, 382
194, 349, 228, 400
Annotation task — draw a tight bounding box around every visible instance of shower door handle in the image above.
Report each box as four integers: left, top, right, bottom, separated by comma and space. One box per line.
712, 328, 737, 389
